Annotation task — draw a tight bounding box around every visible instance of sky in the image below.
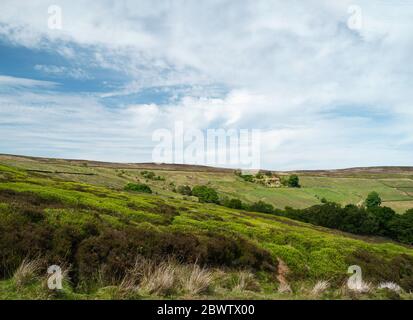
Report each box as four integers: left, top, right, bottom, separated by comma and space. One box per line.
1, 0, 413, 170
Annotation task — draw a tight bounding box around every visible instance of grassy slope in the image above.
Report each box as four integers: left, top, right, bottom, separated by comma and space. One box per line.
1, 156, 413, 299
2, 155, 413, 213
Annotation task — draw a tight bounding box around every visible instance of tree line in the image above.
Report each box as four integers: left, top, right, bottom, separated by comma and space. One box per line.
174, 185, 413, 245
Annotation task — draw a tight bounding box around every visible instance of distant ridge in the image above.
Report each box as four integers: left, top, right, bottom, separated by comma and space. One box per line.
1, 153, 413, 175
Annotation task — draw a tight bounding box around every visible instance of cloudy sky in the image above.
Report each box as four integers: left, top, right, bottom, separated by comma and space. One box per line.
1, 0, 413, 170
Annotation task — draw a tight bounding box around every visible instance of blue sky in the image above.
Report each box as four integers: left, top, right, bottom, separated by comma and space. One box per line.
1, 0, 413, 170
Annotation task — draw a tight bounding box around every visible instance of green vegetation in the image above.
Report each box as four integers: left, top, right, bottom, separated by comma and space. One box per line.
287, 175, 300, 188
365, 191, 382, 208
141, 170, 165, 181
124, 183, 152, 193
176, 185, 192, 196
1, 156, 413, 299
222, 198, 244, 210
191, 185, 219, 204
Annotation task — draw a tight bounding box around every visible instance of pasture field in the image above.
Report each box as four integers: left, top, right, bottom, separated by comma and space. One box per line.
2, 154, 412, 213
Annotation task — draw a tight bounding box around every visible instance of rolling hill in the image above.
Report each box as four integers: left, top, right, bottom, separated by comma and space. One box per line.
1, 154, 413, 300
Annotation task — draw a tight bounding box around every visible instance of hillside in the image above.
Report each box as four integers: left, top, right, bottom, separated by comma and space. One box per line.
2, 154, 413, 213
1, 154, 413, 299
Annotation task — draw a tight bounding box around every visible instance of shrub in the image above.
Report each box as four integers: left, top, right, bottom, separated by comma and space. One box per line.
202, 234, 276, 271
226, 198, 244, 210
0, 221, 54, 278
140, 171, 155, 179
124, 183, 152, 194
177, 185, 192, 196
191, 186, 219, 204
240, 175, 254, 182
140, 171, 165, 181
249, 201, 274, 214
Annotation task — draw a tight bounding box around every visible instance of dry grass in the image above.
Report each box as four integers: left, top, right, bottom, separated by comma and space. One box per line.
348, 281, 372, 293
180, 264, 213, 295
13, 258, 43, 288
310, 280, 330, 297
232, 270, 259, 292
119, 256, 214, 297
277, 258, 292, 294
378, 282, 402, 293
139, 259, 178, 296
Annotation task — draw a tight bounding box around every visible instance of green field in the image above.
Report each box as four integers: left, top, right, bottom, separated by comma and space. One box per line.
2, 154, 413, 213
1, 154, 413, 300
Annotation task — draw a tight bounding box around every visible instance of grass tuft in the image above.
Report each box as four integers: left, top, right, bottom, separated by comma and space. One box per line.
13, 258, 43, 288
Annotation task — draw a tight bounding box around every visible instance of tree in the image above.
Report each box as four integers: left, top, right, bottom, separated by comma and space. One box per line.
365, 191, 381, 209
389, 210, 413, 244
191, 185, 219, 204
368, 206, 396, 237
287, 175, 300, 188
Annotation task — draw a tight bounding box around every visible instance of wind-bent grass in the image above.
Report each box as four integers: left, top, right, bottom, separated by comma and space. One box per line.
13, 258, 43, 288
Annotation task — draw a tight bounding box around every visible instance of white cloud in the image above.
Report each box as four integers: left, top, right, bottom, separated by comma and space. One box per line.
34, 64, 91, 80
0, 75, 57, 88
0, 1, 413, 169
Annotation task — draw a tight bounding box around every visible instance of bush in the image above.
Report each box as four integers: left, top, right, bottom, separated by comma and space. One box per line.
240, 175, 254, 182
177, 185, 192, 196
226, 198, 244, 210
141, 171, 165, 181
124, 183, 152, 194
141, 171, 155, 179
192, 186, 219, 204
75, 227, 275, 286
249, 201, 274, 214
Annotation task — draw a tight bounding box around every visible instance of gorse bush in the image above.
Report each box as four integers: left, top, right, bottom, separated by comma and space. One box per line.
124, 183, 152, 193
